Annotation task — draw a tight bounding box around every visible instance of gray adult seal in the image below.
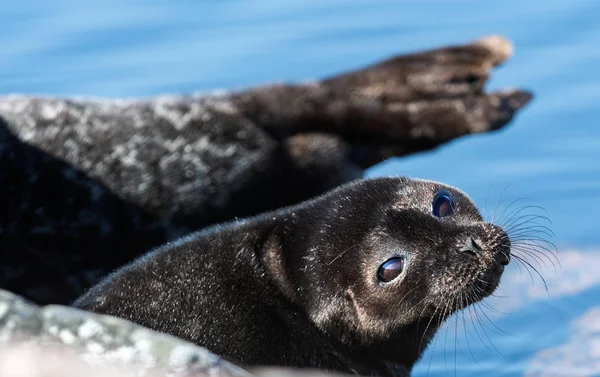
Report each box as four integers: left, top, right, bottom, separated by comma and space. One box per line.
75, 177, 511, 377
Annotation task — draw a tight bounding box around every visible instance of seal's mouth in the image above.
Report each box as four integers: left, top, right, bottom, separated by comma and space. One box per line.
425, 242, 511, 316
473, 267, 503, 297
443, 252, 510, 313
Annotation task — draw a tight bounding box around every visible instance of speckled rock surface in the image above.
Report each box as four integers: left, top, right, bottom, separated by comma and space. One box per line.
0, 289, 252, 377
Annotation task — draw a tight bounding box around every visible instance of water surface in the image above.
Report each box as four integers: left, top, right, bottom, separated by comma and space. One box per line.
3, 1, 600, 375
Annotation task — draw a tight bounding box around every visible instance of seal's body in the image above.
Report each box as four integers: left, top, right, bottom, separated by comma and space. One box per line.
75, 177, 511, 377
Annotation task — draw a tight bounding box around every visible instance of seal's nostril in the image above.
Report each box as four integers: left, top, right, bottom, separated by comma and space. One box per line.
471, 238, 483, 252
460, 237, 483, 256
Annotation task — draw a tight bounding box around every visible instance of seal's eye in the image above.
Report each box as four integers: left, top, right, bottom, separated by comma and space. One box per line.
432, 192, 456, 218
377, 257, 405, 283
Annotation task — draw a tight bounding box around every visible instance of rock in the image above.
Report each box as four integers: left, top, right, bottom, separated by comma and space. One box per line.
0, 289, 251, 377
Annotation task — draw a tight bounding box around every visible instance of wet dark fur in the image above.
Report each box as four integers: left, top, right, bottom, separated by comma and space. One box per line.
75, 177, 510, 377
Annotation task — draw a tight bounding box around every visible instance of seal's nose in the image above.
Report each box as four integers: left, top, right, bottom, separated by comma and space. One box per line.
460, 237, 483, 256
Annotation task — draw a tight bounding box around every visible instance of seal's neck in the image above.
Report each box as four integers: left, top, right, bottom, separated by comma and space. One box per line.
340, 318, 440, 376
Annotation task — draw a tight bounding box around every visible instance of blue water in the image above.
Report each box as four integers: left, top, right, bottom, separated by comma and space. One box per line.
3, 1, 600, 376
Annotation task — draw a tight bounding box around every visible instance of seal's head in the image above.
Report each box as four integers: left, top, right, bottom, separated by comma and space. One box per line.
373, 178, 511, 317
277, 177, 511, 371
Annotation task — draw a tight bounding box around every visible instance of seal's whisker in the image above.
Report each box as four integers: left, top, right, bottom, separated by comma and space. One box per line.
511, 245, 553, 270
460, 294, 482, 367
502, 211, 553, 226
504, 223, 555, 242
517, 256, 550, 289
396, 285, 420, 308
505, 222, 555, 239
489, 184, 514, 224
473, 291, 507, 315
466, 303, 495, 353
512, 255, 537, 287
453, 304, 459, 377
475, 300, 510, 337
505, 221, 554, 235
415, 294, 434, 323
511, 236, 556, 255
492, 197, 530, 225
511, 241, 558, 262
512, 248, 559, 274
494, 204, 553, 255
442, 301, 452, 372
498, 205, 551, 229
511, 243, 558, 271
420, 303, 443, 352
511, 254, 525, 275
474, 303, 506, 357
509, 230, 556, 243
327, 243, 360, 266
511, 236, 555, 252
469, 290, 502, 338
467, 291, 498, 352
482, 182, 495, 223
440, 297, 454, 374
512, 255, 549, 293
488, 292, 510, 299
510, 236, 558, 255
424, 304, 445, 377
415, 293, 440, 355
475, 308, 492, 353
497, 200, 548, 229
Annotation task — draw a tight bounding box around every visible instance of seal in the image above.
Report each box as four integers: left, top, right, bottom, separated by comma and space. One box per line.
74, 177, 511, 377
0, 35, 530, 306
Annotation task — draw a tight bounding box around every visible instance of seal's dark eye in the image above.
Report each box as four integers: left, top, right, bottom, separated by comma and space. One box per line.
377, 257, 405, 283
432, 192, 456, 218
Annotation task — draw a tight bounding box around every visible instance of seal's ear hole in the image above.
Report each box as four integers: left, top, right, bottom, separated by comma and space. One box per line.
377, 257, 405, 283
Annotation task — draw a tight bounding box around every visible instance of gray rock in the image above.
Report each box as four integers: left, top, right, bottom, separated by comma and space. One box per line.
0, 289, 252, 377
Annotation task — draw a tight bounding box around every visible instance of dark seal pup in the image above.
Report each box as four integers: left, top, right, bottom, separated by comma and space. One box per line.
74, 177, 511, 377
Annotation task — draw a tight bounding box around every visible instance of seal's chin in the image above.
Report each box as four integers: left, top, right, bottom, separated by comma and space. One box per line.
468, 263, 505, 302
438, 263, 506, 314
